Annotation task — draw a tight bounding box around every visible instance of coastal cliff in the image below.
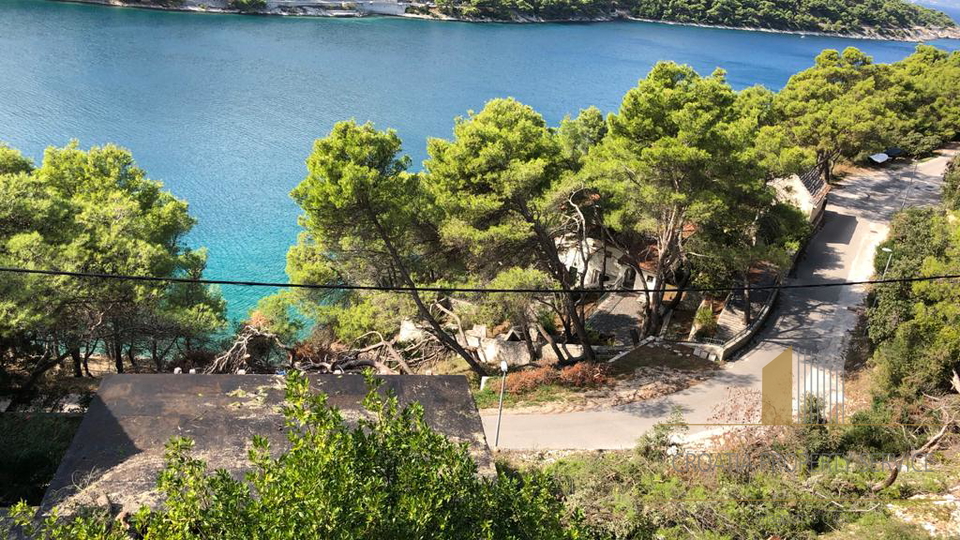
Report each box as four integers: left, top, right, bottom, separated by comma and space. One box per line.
52, 0, 960, 41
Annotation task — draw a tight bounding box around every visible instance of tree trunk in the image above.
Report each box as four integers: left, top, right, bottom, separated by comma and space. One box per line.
522, 209, 596, 363
113, 334, 124, 374
9, 351, 70, 409
634, 265, 654, 338
366, 208, 488, 376
536, 322, 567, 363
519, 319, 539, 363
82, 341, 96, 378
555, 301, 573, 341
126, 343, 137, 369
561, 292, 596, 362
70, 347, 83, 378
818, 150, 835, 184
648, 279, 664, 335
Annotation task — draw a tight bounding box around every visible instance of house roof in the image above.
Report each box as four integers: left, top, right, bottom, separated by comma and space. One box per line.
42, 374, 492, 514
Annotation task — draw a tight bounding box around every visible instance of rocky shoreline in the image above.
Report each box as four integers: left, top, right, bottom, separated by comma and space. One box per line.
52, 0, 960, 42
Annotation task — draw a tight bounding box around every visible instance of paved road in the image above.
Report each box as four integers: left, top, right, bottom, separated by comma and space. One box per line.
481, 148, 958, 450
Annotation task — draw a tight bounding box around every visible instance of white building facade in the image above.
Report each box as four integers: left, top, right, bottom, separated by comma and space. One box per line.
556, 236, 657, 292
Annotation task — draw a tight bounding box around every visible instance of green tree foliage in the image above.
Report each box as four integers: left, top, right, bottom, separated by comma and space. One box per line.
759, 48, 899, 182
282, 46, 960, 360
558, 106, 607, 168
630, 0, 954, 35
759, 46, 960, 181
582, 63, 771, 330
433, 0, 955, 33
890, 45, 960, 156
287, 121, 489, 374
435, 0, 611, 21
8, 373, 582, 540
867, 166, 960, 400
480, 267, 555, 361
945, 155, 960, 211
0, 143, 34, 175
0, 142, 225, 391
249, 293, 304, 345
229, 0, 266, 12
426, 98, 598, 361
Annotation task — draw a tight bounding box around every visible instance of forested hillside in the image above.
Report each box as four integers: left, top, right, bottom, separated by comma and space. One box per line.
630, 0, 956, 33
427, 0, 957, 35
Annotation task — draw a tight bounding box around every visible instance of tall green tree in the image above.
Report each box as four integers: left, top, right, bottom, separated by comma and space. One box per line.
582, 63, 768, 333
887, 45, 960, 155
0, 142, 225, 394
758, 48, 898, 182
426, 98, 597, 362
867, 198, 960, 400
287, 121, 489, 375
481, 267, 559, 363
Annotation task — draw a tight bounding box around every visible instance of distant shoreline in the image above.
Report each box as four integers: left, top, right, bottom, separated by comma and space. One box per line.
49, 0, 960, 42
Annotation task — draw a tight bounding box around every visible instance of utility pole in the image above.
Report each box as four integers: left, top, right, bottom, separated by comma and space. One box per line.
494, 360, 508, 448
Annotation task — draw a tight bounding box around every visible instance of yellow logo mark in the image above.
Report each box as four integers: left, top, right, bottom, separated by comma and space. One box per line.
761, 348, 793, 425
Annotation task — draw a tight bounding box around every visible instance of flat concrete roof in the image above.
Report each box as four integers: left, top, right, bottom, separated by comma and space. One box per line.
42, 374, 491, 513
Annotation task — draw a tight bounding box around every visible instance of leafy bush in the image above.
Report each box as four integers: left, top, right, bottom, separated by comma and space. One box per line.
505, 366, 559, 394
693, 306, 718, 338
229, 0, 266, 12
944, 155, 960, 211
557, 362, 612, 389
838, 402, 914, 455
827, 512, 935, 539
867, 204, 960, 400
504, 363, 612, 395
7, 372, 582, 539
549, 434, 849, 539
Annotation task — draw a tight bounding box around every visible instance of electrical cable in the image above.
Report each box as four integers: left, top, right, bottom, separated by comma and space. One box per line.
1, 266, 957, 295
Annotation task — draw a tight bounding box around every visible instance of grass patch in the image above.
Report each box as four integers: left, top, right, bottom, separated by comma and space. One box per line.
473, 382, 570, 410
820, 512, 934, 539
608, 345, 716, 378
0, 413, 82, 506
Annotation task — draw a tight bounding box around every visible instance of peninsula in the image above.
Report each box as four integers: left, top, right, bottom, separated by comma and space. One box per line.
57, 0, 960, 40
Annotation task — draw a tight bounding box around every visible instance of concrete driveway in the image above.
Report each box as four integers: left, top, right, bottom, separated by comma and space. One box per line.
481, 147, 958, 450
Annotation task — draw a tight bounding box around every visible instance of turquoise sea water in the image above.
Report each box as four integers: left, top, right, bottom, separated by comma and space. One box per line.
1, 0, 959, 319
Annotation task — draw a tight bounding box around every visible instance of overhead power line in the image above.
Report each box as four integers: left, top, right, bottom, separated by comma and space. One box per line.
1, 266, 959, 295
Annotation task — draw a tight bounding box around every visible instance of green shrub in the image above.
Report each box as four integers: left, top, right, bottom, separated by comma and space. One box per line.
825, 512, 934, 539
693, 305, 718, 338
557, 362, 612, 389
229, 0, 266, 12
944, 155, 960, 211
502, 363, 611, 396
505, 365, 559, 394
7, 373, 581, 539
